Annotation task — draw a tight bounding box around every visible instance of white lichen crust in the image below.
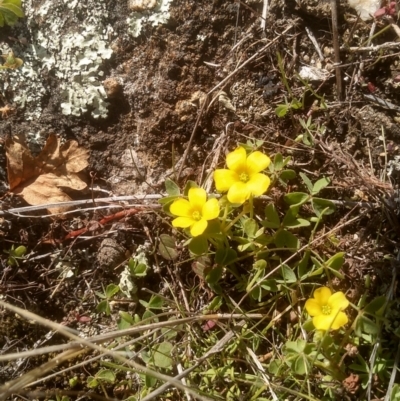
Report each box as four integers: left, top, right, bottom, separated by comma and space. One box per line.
127, 0, 172, 38
0, 0, 113, 119
128, 0, 158, 12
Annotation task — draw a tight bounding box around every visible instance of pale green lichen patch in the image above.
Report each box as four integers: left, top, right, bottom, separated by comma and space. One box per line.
0, 0, 114, 119
127, 0, 173, 38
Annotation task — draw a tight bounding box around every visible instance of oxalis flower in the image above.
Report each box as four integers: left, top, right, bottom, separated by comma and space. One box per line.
213, 146, 271, 204
305, 287, 349, 331
170, 187, 220, 237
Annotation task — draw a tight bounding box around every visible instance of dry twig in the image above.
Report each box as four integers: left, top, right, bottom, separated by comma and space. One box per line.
331, 0, 343, 100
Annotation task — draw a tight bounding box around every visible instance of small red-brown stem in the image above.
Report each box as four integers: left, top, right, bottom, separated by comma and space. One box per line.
97, 207, 140, 225
64, 207, 142, 240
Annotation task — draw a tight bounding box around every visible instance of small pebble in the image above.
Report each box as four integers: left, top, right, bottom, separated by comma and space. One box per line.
103, 77, 122, 98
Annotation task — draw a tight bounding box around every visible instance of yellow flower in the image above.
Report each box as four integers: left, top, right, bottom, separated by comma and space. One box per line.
213, 147, 271, 204
305, 287, 349, 331
170, 187, 220, 237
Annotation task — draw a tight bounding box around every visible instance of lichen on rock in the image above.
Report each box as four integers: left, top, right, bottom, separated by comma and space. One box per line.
127, 0, 173, 38
0, 0, 114, 120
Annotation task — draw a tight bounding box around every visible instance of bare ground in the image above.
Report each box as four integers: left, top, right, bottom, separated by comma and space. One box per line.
1, 0, 400, 399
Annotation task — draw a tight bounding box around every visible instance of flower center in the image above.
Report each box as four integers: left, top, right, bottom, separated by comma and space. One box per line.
192, 210, 202, 221
321, 305, 332, 315
239, 172, 249, 183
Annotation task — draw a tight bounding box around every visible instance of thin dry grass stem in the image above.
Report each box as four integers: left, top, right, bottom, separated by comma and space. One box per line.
305, 26, 324, 61
174, 273, 191, 313
2, 301, 255, 401
368, 339, 381, 401
176, 93, 208, 180
0, 327, 156, 362
141, 221, 162, 272
380, 126, 388, 183
206, 23, 295, 111
347, 59, 359, 96
264, 304, 295, 331
261, 0, 269, 31
0, 342, 77, 362
50, 267, 71, 298
0, 302, 266, 393
0, 194, 163, 217
27, 329, 161, 389
318, 140, 393, 193
21, 390, 118, 401
330, 0, 343, 100
363, 93, 400, 112
141, 321, 247, 401
385, 344, 400, 401
372, 250, 399, 401
366, 138, 375, 176
356, 21, 376, 86
201, 129, 227, 192
233, 0, 240, 47
296, 302, 308, 339
3, 187, 376, 223
352, 148, 397, 233
1, 312, 267, 349
347, 156, 392, 194
327, 199, 378, 208
347, 41, 400, 52
387, 16, 400, 38
367, 21, 377, 46
1, 348, 86, 398
177, 362, 192, 401
287, 32, 299, 72
227, 31, 253, 56
235, 0, 266, 27
246, 346, 279, 401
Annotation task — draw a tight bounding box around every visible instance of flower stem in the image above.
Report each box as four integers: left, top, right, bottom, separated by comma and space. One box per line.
249, 195, 254, 219
223, 208, 247, 233
220, 203, 230, 232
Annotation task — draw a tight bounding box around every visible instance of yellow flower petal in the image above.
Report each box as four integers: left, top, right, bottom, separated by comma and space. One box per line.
328, 291, 349, 311
170, 199, 192, 217
246, 173, 270, 197
226, 147, 247, 173
246, 151, 271, 174
188, 187, 206, 210
190, 219, 208, 237
313, 311, 348, 331
202, 198, 220, 220
313, 287, 332, 305
305, 299, 322, 317
214, 169, 239, 192
227, 181, 250, 204
172, 216, 194, 228
313, 314, 336, 331
330, 311, 348, 330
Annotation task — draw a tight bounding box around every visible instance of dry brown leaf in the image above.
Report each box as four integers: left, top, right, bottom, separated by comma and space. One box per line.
6, 134, 89, 214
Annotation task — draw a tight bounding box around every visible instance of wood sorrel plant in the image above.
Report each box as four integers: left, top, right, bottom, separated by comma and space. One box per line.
160, 142, 337, 292
155, 141, 394, 398
161, 141, 349, 306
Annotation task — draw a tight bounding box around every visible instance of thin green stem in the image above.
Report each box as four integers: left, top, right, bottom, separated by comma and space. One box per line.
223, 208, 247, 233
220, 203, 230, 232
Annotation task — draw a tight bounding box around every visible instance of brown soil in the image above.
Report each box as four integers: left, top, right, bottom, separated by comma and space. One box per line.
1, 0, 400, 399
